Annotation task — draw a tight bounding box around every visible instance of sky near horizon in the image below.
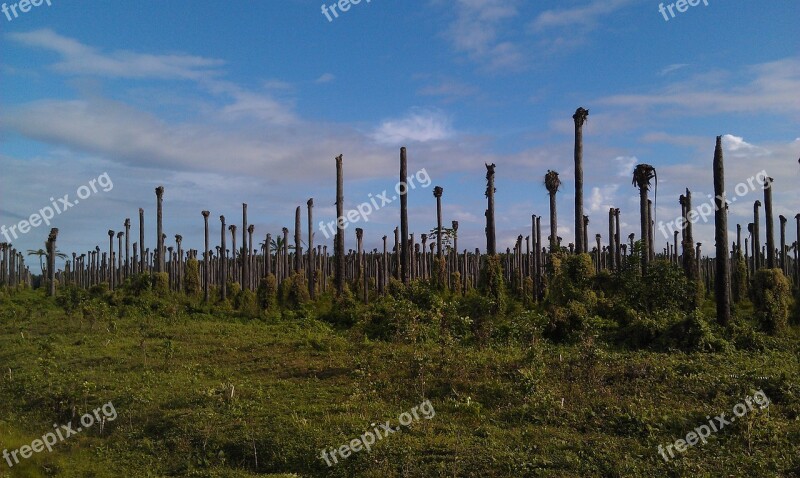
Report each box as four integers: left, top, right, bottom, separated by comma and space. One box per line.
1, 0, 799, 268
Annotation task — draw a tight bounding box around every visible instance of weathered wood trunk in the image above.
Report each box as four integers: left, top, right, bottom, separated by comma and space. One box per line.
712, 136, 730, 325
400, 148, 409, 284
486, 163, 497, 255
763, 177, 775, 268
573, 107, 588, 254
335, 154, 345, 296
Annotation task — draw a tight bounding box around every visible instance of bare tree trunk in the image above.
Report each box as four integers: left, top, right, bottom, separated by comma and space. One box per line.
155, 186, 165, 273
307, 199, 315, 299
47, 228, 58, 297
779, 215, 787, 275
485, 163, 497, 255
763, 177, 775, 268
573, 107, 589, 254
295, 206, 302, 273
335, 154, 345, 295
754, 201, 762, 271
713, 136, 730, 325
220, 216, 227, 300
242, 203, 249, 288
400, 147, 410, 283
202, 211, 210, 302
107, 230, 115, 290
639, 184, 649, 274
139, 208, 145, 274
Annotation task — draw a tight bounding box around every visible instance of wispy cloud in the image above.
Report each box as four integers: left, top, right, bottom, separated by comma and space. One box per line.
659, 63, 689, 76
599, 58, 800, 115
372, 108, 454, 145
530, 0, 635, 31
443, 0, 523, 71
7, 29, 224, 80
315, 73, 335, 83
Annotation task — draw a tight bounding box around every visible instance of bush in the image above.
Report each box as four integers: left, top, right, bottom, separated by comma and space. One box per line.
752, 269, 792, 333
279, 272, 311, 310
256, 274, 278, 310
618, 309, 728, 352
544, 301, 591, 343
731, 254, 748, 303
478, 254, 506, 315
234, 288, 259, 317
362, 296, 428, 342
153, 272, 170, 297
547, 253, 594, 306
183, 258, 201, 296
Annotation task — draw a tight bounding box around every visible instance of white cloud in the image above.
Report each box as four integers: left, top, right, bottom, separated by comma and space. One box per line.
659, 64, 689, 76
372, 109, 454, 145
530, 0, 635, 31
599, 58, 800, 115
7, 29, 224, 80
315, 73, 335, 83
444, 0, 523, 70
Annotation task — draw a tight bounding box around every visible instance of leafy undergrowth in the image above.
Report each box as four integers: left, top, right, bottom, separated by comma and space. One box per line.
0, 288, 798, 477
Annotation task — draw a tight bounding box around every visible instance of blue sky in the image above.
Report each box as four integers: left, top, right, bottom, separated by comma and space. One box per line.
1, 0, 798, 267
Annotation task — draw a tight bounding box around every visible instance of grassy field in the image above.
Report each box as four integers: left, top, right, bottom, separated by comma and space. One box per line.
0, 284, 798, 477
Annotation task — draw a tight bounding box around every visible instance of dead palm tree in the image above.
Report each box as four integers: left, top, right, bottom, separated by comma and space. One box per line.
712, 136, 730, 325
485, 163, 497, 255
202, 210, 210, 302
763, 177, 776, 268
632, 164, 657, 274
544, 170, 561, 252
336, 154, 346, 294
155, 186, 165, 273
400, 148, 410, 283
573, 107, 589, 254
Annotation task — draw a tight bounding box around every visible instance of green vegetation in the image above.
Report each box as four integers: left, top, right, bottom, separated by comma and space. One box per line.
0, 267, 798, 477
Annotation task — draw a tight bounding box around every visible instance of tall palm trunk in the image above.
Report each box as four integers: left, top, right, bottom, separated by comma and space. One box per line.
155, 186, 165, 273
47, 228, 58, 297
400, 147, 410, 283
295, 206, 302, 273
779, 215, 787, 274
247, 225, 255, 289
633, 164, 656, 275
713, 136, 730, 325
485, 163, 497, 255
242, 203, 249, 288
220, 216, 227, 300
202, 211, 210, 302
108, 230, 115, 289
229, 225, 238, 284
545, 170, 560, 253
573, 107, 589, 253
124, 219, 130, 278
753, 201, 761, 270
608, 208, 616, 270
434, 187, 444, 260
335, 154, 345, 295
139, 208, 145, 274
307, 198, 315, 299
763, 177, 775, 268
796, 214, 800, 284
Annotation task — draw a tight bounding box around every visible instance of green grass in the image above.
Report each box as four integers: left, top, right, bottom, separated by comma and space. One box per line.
0, 287, 798, 477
